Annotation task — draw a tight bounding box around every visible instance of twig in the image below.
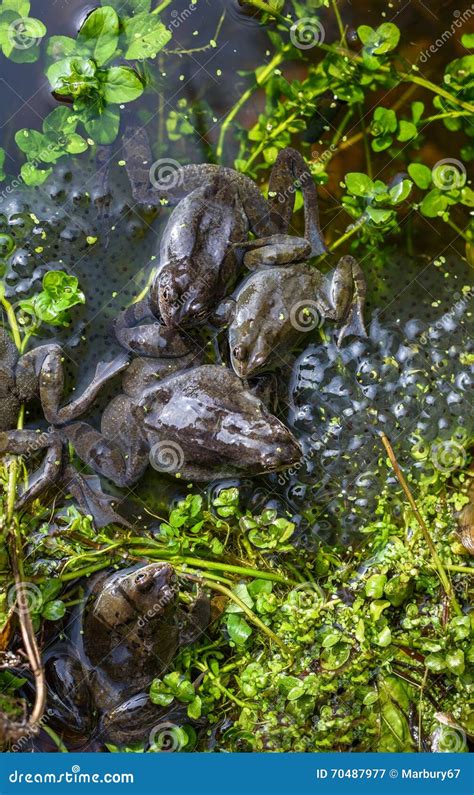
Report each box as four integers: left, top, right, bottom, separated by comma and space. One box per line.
380, 433, 462, 617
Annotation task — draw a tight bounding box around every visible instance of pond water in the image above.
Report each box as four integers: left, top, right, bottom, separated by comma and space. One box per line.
0, 0, 472, 545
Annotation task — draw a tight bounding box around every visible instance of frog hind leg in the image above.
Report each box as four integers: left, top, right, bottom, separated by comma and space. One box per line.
44, 651, 97, 741
102, 692, 197, 748
0, 429, 63, 508
62, 397, 148, 488
16, 345, 129, 425
325, 255, 367, 344
267, 147, 327, 257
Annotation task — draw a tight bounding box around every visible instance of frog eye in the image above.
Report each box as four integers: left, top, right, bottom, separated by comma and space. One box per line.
232, 345, 246, 362
134, 571, 154, 593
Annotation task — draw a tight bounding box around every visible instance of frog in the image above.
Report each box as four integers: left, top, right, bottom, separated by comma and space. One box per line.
44, 562, 211, 747
121, 128, 327, 333
0, 327, 128, 508
60, 362, 302, 486
225, 251, 367, 378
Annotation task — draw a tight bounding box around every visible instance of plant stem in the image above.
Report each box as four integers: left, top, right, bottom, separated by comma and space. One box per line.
216, 49, 287, 161
329, 218, 364, 251
331, 0, 346, 47
1, 294, 22, 349
129, 547, 298, 585
358, 103, 372, 179
380, 433, 462, 617
446, 564, 474, 574
244, 0, 292, 25
444, 216, 468, 242
152, 0, 172, 14
179, 572, 291, 655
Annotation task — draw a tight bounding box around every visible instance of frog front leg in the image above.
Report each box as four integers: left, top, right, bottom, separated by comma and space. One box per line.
114, 298, 194, 359
16, 345, 129, 425
321, 255, 367, 344
0, 429, 63, 508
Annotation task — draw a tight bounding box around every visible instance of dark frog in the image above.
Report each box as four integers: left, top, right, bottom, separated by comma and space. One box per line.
45, 563, 210, 748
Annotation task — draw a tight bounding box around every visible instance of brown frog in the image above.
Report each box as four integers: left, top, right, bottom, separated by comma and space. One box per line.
45, 563, 210, 747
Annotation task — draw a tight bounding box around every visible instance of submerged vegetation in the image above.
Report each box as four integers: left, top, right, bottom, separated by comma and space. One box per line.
0, 0, 472, 753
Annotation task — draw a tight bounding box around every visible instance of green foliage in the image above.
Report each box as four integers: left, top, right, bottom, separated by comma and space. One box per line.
46, 8, 145, 145
15, 108, 88, 186
19, 270, 85, 328
342, 172, 412, 246
0, 0, 46, 63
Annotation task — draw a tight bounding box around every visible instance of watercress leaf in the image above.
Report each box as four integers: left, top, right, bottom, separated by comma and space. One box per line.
247, 579, 272, 598
106, 0, 151, 12
2, 0, 30, 14
41, 578, 62, 603
374, 22, 400, 53
101, 66, 143, 103
461, 33, 474, 48
397, 120, 417, 141
42, 106, 77, 134
226, 583, 254, 613
411, 101, 424, 123
42, 600, 65, 621
20, 162, 51, 186
365, 574, 387, 599
64, 132, 88, 154
372, 134, 392, 152
460, 186, 474, 207
77, 6, 119, 66
83, 105, 120, 144
320, 642, 351, 670
419, 189, 449, 217
15, 128, 45, 156
372, 106, 397, 134
408, 162, 432, 189
357, 25, 374, 45
389, 179, 412, 204
123, 12, 171, 61
227, 614, 252, 645
366, 206, 393, 224
187, 695, 201, 720
345, 172, 374, 197
150, 689, 174, 707
46, 35, 76, 61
